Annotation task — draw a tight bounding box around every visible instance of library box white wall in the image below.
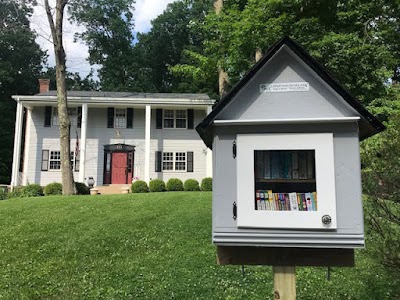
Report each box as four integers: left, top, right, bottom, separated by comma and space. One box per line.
196, 37, 385, 250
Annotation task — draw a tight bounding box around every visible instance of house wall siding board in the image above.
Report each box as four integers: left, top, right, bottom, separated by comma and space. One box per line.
25, 107, 209, 186
212, 123, 364, 248
217, 47, 358, 122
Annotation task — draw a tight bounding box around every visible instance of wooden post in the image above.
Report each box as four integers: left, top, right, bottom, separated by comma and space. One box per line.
273, 266, 296, 300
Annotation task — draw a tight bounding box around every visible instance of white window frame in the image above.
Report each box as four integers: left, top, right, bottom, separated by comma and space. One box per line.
114, 108, 127, 128
46, 150, 79, 172
162, 151, 186, 171
52, 107, 78, 126
236, 133, 337, 230
163, 109, 187, 129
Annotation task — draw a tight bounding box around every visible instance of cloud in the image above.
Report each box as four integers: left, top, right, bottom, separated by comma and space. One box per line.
30, 1, 97, 79
30, 0, 174, 80
134, 0, 176, 33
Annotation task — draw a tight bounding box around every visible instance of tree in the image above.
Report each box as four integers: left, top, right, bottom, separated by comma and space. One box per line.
44, 0, 75, 195
42, 67, 99, 91
200, 0, 400, 105
68, 0, 135, 91
361, 85, 400, 272
0, 0, 45, 183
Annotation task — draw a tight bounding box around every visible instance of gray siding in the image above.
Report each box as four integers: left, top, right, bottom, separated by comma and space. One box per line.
25, 107, 209, 186
217, 46, 358, 121
212, 123, 364, 248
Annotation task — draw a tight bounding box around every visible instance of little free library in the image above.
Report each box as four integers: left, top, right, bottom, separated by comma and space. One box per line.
197, 36, 384, 267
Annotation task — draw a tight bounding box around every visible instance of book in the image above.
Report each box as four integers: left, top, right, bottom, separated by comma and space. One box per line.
260, 190, 265, 210
256, 190, 261, 210
282, 151, 292, 179
312, 192, 318, 210
298, 152, 307, 179
292, 151, 299, 179
263, 151, 271, 179
268, 190, 274, 211
255, 152, 263, 179
271, 151, 281, 179
307, 151, 315, 179
305, 192, 313, 211
289, 192, 299, 211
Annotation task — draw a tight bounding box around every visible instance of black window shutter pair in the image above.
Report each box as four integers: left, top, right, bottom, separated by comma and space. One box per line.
107, 107, 133, 128
155, 151, 193, 172
47, 106, 83, 128
155, 109, 194, 129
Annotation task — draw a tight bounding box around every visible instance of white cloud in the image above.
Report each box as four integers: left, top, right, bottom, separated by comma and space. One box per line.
133, 0, 176, 33
30, 0, 176, 81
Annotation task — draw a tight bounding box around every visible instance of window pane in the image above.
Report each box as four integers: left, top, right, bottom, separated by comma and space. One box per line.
163, 152, 173, 170
175, 119, 186, 128
164, 119, 174, 128
164, 110, 174, 118
115, 109, 126, 128
175, 152, 186, 170
52, 108, 58, 126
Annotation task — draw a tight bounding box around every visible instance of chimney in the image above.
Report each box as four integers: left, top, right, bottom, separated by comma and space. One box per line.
38, 79, 50, 93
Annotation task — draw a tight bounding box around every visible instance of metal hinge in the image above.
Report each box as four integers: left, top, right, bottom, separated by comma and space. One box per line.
233, 202, 237, 220
232, 141, 237, 158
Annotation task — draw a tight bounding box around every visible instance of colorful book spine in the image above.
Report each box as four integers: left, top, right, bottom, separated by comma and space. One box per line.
256, 190, 261, 210
289, 192, 298, 211
305, 192, 313, 211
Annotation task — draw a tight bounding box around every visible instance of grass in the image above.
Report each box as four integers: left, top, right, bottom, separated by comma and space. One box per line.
0, 192, 399, 299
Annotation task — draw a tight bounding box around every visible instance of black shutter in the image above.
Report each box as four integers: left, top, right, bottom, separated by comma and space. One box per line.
107, 107, 114, 128
156, 109, 163, 129
187, 151, 193, 172
77, 107, 82, 128
155, 151, 162, 172
44, 106, 52, 127
127, 108, 133, 128
187, 109, 194, 129
41, 150, 49, 171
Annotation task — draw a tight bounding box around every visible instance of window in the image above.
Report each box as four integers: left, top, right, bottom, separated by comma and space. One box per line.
42, 150, 79, 172
163, 110, 187, 129
156, 151, 193, 172
52, 107, 78, 126
115, 108, 126, 128
236, 133, 337, 229
49, 151, 61, 170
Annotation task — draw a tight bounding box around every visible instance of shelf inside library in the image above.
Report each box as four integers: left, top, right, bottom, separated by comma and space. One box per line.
256, 178, 316, 183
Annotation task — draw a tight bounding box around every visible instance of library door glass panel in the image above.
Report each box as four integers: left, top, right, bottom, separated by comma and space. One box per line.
255, 150, 317, 212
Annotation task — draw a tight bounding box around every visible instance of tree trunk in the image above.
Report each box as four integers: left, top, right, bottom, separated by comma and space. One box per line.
255, 48, 263, 63
214, 0, 229, 99
45, 0, 75, 195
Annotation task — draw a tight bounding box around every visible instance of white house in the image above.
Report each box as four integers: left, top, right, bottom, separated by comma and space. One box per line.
11, 80, 215, 187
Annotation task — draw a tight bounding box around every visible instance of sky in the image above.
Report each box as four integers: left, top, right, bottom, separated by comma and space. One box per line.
30, 0, 176, 79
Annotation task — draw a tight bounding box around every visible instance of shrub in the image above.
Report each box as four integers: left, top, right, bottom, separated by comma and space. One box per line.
0, 188, 8, 200
7, 187, 23, 199
166, 178, 184, 191
184, 179, 200, 191
75, 182, 90, 195
131, 180, 149, 193
44, 182, 62, 196
149, 179, 166, 192
201, 177, 212, 191
21, 184, 43, 197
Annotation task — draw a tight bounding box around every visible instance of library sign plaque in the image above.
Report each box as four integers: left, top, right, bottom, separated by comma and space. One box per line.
260, 82, 309, 93
196, 37, 385, 268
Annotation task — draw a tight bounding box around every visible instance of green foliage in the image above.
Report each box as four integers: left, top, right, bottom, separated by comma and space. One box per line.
166, 178, 184, 191
131, 180, 149, 193
361, 109, 400, 272
148, 179, 166, 192
0, 0, 45, 183
44, 183, 63, 196
201, 177, 213, 191
184, 179, 200, 191
0, 188, 8, 200
20, 184, 43, 198
75, 182, 90, 195
0, 192, 400, 298
68, 0, 135, 91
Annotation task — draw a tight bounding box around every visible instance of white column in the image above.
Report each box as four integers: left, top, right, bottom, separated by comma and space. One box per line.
144, 105, 151, 183
79, 104, 88, 183
206, 106, 213, 178
11, 101, 24, 186
22, 108, 32, 185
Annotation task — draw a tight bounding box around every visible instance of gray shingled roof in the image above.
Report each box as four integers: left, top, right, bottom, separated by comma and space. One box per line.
37, 91, 211, 100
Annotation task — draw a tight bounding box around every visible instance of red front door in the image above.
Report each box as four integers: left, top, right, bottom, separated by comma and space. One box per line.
111, 152, 127, 184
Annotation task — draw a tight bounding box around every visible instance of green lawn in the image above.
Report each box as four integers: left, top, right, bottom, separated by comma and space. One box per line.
0, 192, 399, 299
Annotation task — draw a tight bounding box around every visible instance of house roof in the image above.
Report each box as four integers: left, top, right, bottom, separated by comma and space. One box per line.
196, 36, 385, 148
12, 91, 215, 107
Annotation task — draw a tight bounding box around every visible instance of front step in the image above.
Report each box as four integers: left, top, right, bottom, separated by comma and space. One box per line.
93, 184, 131, 195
